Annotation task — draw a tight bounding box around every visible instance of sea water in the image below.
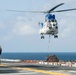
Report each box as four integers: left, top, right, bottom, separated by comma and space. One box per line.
1, 52, 76, 61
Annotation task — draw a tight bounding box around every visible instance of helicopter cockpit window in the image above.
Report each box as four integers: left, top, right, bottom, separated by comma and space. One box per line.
53, 24, 55, 26
51, 20, 54, 22
56, 26, 58, 29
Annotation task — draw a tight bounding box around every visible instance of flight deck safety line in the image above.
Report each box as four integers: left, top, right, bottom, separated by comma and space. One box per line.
12, 67, 69, 75
0, 64, 7, 66
0, 64, 69, 75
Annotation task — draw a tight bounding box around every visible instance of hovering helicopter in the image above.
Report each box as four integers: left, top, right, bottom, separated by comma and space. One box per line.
39, 14, 58, 39
6, 3, 76, 39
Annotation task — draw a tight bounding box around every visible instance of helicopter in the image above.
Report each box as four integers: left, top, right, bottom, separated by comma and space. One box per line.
6, 3, 76, 39
39, 14, 58, 39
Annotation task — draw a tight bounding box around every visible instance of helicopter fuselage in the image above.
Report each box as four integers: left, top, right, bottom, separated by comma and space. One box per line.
39, 14, 58, 39
39, 21, 58, 35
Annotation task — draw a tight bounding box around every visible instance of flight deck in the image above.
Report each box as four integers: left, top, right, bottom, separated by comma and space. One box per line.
0, 61, 76, 75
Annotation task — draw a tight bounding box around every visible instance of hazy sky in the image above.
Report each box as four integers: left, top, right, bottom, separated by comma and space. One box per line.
0, 0, 76, 52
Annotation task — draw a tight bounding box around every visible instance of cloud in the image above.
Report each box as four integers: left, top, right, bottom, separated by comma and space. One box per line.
59, 17, 76, 38
13, 16, 38, 36
0, 22, 6, 29
1, 16, 38, 42
60, 27, 70, 37
3, 34, 13, 41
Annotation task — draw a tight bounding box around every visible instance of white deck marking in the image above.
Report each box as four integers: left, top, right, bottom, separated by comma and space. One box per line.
0, 72, 38, 75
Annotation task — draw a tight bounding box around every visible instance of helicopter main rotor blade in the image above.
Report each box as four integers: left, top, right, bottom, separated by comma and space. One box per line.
52, 8, 76, 13
6, 10, 46, 13
6, 3, 76, 14
6, 3, 64, 13
47, 3, 64, 13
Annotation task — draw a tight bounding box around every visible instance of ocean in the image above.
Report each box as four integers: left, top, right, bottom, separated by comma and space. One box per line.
1, 52, 76, 61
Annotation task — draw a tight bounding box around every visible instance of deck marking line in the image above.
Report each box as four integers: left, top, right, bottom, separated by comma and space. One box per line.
0, 64, 7, 66
13, 67, 69, 75
0, 72, 38, 75
0, 64, 70, 75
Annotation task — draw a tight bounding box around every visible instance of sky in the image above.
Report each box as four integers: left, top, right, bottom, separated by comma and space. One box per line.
0, 0, 76, 52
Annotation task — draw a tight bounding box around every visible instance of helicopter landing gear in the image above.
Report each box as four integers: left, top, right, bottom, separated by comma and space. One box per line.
41, 35, 44, 39
54, 35, 58, 38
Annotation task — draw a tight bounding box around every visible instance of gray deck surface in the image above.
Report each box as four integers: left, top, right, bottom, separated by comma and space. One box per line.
0, 62, 76, 75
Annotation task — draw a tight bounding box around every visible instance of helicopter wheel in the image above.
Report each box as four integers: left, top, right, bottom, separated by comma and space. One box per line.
41, 35, 44, 39
54, 35, 58, 38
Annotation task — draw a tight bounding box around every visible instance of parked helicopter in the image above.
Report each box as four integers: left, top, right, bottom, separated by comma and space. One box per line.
6, 3, 76, 39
